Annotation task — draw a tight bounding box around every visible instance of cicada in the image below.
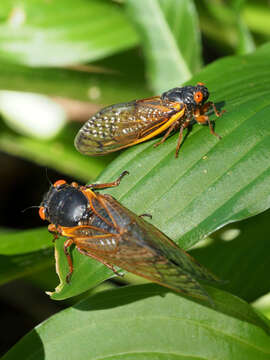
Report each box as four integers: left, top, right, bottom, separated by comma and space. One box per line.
75, 83, 224, 158
39, 172, 220, 304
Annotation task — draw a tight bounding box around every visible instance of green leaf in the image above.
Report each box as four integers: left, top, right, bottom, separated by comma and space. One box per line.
230, 0, 255, 54
0, 228, 54, 285
0, 121, 111, 182
50, 237, 114, 300
191, 209, 270, 302
3, 285, 270, 360
0, 0, 138, 66
254, 293, 270, 320
52, 42, 270, 300
243, 3, 270, 37
236, 17, 255, 54
0, 58, 149, 105
197, 0, 240, 54
126, 0, 199, 92
98, 42, 270, 249
0, 51, 149, 178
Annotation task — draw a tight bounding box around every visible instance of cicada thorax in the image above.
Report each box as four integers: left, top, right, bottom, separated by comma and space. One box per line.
59, 193, 120, 255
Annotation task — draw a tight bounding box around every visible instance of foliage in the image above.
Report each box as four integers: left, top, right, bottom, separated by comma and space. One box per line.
1, 0, 270, 358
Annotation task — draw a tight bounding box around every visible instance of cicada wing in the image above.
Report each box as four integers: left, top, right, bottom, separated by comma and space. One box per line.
62, 225, 120, 254
90, 194, 218, 302
99, 194, 221, 285
63, 223, 211, 303
137, 219, 221, 285
62, 193, 218, 303
74, 98, 181, 155
101, 239, 213, 303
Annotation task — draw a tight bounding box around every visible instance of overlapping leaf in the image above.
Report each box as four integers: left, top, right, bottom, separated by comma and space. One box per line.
192, 209, 270, 302
0, 0, 138, 66
126, 0, 201, 92
52, 43, 270, 299
3, 285, 270, 360
0, 228, 53, 285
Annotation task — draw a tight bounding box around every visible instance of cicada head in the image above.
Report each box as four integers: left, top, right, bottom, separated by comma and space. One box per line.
39, 181, 89, 227
161, 83, 209, 111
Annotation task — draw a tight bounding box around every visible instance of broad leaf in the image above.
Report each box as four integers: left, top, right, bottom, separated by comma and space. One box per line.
0, 0, 138, 66
52, 43, 270, 299
0, 50, 149, 179
3, 285, 270, 360
98, 42, 270, 247
0, 121, 111, 182
243, 3, 270, 37
192, 209, 270, 302
50, 237, 113, 300
0, 228, 53, 285
126, 0, 200, 92
0, 59, 149, 104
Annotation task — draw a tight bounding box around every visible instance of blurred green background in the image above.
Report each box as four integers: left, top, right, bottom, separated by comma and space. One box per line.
1, 0, 270, 359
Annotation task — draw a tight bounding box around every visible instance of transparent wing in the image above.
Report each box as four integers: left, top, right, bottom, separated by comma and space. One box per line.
74, 97, 184, 155
63, 194, 219, 303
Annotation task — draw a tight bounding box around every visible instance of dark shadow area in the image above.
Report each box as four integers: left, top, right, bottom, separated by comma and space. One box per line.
0, 152, 76, 230
2, 328, 45, 360
0, 152, 74, 357
0, 279, 62, 359
191, 208, 270, 303
74, 283, 208, 311
0, 249, 54, 285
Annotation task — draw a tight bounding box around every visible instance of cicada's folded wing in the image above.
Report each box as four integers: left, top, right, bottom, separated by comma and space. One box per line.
87, 194, 218, 303
74, 97, 184, 155
136, 219, 221, 285
99, 195, 220, 282
63, 223, 212, 303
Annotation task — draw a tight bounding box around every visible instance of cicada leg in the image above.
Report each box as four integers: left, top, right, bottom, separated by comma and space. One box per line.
204, 101, 226, 118
153, 122, 178, 148
195, 113, 221, 139
85, 171, 129, 191
48, 224, 66, 248
175, 120, 191, 158
76, 247, 123, 277
195, 101, 225, 140
64, 238, 74, 283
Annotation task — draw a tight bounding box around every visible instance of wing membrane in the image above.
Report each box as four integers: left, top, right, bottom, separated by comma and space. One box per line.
64, 193, 220, 303
62, 226, 120, 254
75, 98, 184, 155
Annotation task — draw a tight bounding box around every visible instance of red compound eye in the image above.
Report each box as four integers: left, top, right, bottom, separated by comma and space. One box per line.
194, 91, 203, 103
39, 206, 46, 220
53, 179, 67, 188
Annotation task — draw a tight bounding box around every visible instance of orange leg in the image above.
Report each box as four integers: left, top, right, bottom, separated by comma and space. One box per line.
195, 114, 221, 140
85, 171, 129, 190
200, 101, 225, 118
154, 122, 178, 148
194, 102, 223, 140
48, 223, 57, 234
64, 239, 74, 283
76, 247, 123, 277
175, 122, 190, 158
48, 224, 61, 243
